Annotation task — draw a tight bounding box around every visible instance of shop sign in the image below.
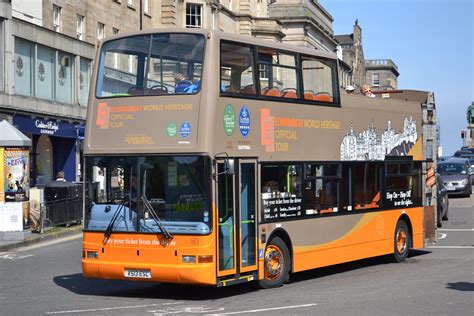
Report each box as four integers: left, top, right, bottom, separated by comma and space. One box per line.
13, 115, 79, 138
35, 120, 59, 135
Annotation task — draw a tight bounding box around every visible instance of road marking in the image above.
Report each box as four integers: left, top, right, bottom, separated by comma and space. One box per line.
16, 234, 82, 252
438, 233, 447, 240
428, 246, 474, 249
46, 302, 182, 314
206, 303, 317, 315
438, 228, 473, 232
0, 253, 34, 260
149, 305, 225, 315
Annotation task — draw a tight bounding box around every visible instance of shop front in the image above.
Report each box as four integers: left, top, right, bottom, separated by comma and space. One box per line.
13, 115, 84, 186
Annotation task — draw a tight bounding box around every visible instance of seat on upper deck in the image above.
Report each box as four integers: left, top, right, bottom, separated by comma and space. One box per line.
314, 92, 333, 102
262, 87, 281, 97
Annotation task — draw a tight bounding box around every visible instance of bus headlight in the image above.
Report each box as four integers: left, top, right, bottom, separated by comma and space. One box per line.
182, 255, 196, 264
86, 251, 99, 259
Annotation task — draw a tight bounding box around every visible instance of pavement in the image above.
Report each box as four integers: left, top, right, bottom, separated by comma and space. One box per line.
0, 224, 83, 252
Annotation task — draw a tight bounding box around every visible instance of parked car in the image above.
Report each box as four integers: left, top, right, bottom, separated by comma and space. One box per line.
436, 174, 449, 228
437, 159, 472, 197
438, 156, 452, 162
454, 149, 472, 157
454, 154, 474, 183
460, 146, 474, 154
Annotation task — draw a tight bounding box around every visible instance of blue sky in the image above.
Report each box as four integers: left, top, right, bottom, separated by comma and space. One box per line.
320, 0, 473, 156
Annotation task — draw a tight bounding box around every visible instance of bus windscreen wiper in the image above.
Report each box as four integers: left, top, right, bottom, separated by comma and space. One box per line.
141, 195, 173, 240
103, 195, 129, 244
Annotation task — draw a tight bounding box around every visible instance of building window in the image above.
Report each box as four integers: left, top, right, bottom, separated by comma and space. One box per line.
259, 64, 269, 80
372, 73, 380, 86
143, 0, 149, 13
14, 38, 34, 97
56, 51, 75, 104
97, 22, 105, 40
0, 22, 3, 92
426, 140, 434, 160
112, 28, 120, 69
53, 5, 61, 32
186, 3, 202, 28
79, 58, 91, 107
76, 15, 85, 40
37, 45, 55, 101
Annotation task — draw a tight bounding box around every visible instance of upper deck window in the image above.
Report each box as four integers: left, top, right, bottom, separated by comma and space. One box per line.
220, 42, 256, 95
220, 40, 339, 105
301, 56, 338, 102
96, 33, 205, 98
257, 47, 298, 99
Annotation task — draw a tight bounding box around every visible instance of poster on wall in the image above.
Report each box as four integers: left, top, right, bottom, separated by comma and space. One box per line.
0, 147, 4, 203
4, 148, 30, 202
0, 202, 23, 232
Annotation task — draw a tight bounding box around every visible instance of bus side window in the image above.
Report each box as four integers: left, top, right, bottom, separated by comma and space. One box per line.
258, 48, 298, 99
302, 56, 338, 104
220, 41, 256, 96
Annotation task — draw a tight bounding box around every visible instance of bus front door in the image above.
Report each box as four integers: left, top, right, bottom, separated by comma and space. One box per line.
216, 159, 258, 280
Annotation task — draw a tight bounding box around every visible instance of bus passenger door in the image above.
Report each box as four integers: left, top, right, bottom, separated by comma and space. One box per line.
216, 159, 258, 278
238, 159, 258, 273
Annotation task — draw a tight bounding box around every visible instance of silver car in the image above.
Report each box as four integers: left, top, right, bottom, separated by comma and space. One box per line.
437, 160, 472, 197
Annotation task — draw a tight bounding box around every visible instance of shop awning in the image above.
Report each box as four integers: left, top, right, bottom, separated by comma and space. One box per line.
0, 120, 32, 147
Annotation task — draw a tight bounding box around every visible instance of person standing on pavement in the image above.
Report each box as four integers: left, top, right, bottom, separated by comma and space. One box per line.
55, 170, 67, 182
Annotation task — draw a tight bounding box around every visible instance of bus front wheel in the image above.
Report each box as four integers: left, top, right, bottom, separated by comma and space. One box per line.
393, 220, 411, 262
259, 237, 290, 289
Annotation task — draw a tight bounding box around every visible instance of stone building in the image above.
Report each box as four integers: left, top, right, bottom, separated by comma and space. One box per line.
365, 59, 399, 90
334, 20, 365, 92
268, 0, 337, 51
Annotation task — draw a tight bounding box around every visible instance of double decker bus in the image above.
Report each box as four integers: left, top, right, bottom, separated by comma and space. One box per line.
82, 29, 436, 288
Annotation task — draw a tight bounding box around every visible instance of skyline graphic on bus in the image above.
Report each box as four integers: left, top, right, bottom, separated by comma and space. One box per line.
340, 117, 417, 161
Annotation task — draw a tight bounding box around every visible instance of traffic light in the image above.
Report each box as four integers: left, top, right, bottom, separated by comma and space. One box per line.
461, 130, 465, 139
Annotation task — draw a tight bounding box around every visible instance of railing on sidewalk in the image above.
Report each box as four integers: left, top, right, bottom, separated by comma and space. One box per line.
30, 183, 83, 233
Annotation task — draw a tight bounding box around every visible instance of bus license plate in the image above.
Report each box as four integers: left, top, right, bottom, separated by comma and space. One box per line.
124, 269, 151, 279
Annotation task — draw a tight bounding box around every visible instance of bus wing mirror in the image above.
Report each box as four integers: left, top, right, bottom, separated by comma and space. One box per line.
225, 159, 235, 175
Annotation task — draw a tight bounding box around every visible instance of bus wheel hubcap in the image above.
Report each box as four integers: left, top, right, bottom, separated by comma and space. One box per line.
397, 229, 407, 253
265, 245, 283, 280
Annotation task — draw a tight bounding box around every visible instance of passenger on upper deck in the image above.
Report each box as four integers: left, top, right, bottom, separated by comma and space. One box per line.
345, 85, 355, 94
361, 84, 376, 98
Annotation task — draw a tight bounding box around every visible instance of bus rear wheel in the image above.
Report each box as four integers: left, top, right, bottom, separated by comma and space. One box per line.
393, 220, 411, 262
259, 237, 290, 289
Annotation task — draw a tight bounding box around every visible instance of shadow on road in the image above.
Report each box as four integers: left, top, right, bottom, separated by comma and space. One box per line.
54, 250, 431, 299
446, 282, 474, 292
53, 274, 259, 300
289, 250, 431, 284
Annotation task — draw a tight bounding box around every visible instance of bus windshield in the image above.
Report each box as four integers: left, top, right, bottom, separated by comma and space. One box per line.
84, 155, 211, 235
96, 33, 205, 97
